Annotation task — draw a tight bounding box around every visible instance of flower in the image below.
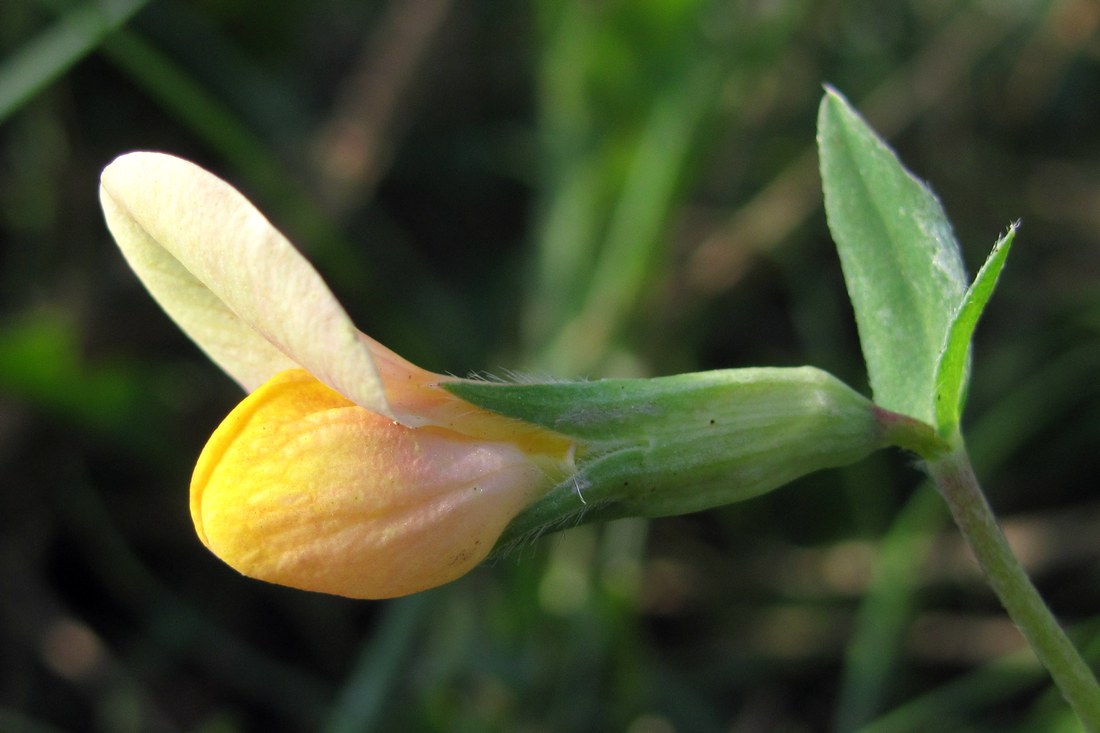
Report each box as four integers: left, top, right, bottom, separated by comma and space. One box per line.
100, 152, 573, 599
100, 153, 893, 599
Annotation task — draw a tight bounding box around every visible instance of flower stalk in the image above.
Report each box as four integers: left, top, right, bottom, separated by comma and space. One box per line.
926, 443, 1100, 731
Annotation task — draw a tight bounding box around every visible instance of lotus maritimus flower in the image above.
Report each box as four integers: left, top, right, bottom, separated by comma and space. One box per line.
100, 152, 574, 599
101, 152, 894, 601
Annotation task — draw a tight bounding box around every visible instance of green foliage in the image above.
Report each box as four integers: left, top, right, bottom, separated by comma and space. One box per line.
818, 88, 1015, 441
934, 226, 1016, 437
818, 87, 968, 425
818, 89, 1098, 727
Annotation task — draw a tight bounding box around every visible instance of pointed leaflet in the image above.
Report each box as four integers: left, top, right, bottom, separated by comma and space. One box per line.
933, 224, 1016, 437
818, 88, 967, 424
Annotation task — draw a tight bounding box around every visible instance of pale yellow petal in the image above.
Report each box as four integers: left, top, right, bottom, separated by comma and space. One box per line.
100, 152, 390, 416
191, 369, 554, 599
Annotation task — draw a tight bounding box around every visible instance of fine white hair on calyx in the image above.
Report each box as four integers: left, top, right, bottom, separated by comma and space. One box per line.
467, 368, 591, 385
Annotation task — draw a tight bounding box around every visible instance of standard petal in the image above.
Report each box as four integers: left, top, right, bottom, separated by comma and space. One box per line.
191, 369, 557, 599
100, 152, 391, 416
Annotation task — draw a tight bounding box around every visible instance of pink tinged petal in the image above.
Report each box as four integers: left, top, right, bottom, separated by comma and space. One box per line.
191, 369, 557, 599
99, 152, 391, 417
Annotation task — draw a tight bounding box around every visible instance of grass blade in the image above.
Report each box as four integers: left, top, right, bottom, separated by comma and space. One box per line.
0, 0, 149, 122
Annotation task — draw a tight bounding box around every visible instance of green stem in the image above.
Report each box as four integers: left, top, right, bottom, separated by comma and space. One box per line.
926, 444, 1100, 730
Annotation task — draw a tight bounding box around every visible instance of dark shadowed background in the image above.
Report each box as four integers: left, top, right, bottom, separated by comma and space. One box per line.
2, 1, 1100, 731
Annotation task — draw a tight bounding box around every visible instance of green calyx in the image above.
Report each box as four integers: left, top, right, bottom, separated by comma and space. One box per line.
446, 366, 890, 548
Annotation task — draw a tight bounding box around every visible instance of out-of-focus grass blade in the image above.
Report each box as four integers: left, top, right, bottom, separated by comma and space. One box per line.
0, 310, 154, 446
540, 60, 722, 373
818, 87, 968, 424
98, 29, 289, 208
0, 0, 150, 122
833, 486, 946, 732
323, 594, 431, 733
98, 27, 375, 299
853, 615, 1100, 733
526, 0, 727, 375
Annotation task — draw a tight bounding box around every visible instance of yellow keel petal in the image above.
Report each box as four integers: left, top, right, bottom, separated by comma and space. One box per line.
192, 369, 554, 599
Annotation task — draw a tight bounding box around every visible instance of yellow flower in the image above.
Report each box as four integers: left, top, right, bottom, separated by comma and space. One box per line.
100, 153, 572, 598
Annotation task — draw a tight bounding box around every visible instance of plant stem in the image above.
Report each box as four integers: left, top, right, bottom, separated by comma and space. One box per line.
926, 444, 1100, 730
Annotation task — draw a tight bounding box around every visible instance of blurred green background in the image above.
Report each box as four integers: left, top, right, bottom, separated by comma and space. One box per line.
3, 0, 1100, 731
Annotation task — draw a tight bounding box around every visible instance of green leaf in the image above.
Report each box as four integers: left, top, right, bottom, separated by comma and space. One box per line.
933, 224, 1016, 436
817, 87, 968, 424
